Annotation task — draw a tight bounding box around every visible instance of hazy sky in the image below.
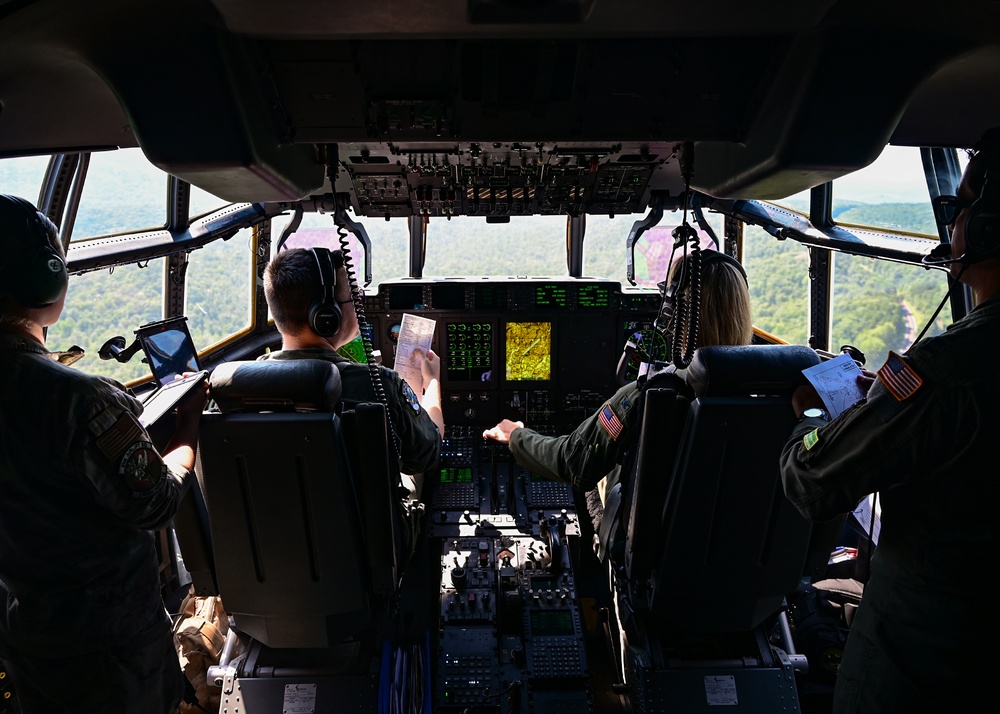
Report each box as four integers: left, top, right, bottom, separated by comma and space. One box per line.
816, 145, 966, 205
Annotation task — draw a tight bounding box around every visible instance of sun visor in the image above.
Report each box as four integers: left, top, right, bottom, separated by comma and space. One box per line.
101, 31, 323, 202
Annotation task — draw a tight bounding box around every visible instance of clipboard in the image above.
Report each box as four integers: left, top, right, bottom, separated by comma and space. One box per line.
139, 370, 208, 428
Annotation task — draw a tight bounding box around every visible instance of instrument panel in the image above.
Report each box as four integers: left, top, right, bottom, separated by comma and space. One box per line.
359, 279, 658, 712
363, 279, 660, 431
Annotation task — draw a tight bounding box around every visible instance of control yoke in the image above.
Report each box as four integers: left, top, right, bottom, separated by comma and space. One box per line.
542, 515, 572, 574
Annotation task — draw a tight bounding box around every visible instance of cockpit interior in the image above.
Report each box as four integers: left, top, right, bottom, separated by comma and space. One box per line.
2, 0, 999, 712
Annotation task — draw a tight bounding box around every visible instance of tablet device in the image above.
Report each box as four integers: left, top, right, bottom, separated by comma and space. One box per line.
139, 371, 208, 428
135, 317, 201, 386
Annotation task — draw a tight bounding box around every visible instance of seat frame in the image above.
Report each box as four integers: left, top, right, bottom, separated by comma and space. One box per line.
612, 345, 821, 712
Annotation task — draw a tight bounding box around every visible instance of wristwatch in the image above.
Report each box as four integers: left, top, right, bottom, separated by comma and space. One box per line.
800, 407, 830, 422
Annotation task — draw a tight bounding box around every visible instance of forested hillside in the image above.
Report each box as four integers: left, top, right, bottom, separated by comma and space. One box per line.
0, 148, 950, 382
743, 224, 949, 368
47, 235, 253, 383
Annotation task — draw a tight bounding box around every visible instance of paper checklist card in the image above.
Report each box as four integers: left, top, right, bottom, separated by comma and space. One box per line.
394, 313, 436, 394
801, 352, 866, 419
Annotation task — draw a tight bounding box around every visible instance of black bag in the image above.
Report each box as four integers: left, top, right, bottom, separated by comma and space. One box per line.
788, 578, 863, 685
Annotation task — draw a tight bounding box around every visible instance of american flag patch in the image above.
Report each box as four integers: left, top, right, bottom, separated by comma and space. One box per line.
96, 412, 146, 464
598, 405, 624, 441
877, 351, 923, 402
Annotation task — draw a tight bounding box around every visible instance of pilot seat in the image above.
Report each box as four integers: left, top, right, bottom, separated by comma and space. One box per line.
196, 358, 408, 711
610, 344, 821, 713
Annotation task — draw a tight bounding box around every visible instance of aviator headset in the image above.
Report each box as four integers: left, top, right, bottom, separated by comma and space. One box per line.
0, 194, 68, 307
662, 248, 748, 295
308, 247, 343, 337
963, 136, 1000, 260
657, 248, 748, 362
925, 132, 1000, 266
701, 248, 748, 285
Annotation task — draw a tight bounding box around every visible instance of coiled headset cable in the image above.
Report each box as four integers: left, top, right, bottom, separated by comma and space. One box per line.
656, 147, 703, 371
334, 212, 403, 462
665, 227, 702, 369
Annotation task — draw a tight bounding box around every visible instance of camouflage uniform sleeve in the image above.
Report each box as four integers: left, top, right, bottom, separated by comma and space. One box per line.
80, 387, 189, 530
780, 349, 960, 521
381, 366, 442, 474
509, 381, 643, 490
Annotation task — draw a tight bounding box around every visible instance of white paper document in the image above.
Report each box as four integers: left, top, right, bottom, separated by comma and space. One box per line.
394, 313, 436, 394
851, 493, 882, 546
801, 352, 866, 419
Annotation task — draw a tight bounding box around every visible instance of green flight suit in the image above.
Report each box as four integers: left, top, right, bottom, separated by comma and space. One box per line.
508, 379, 647, 494
261, 348, 441, 474
780, 294, 1000, 713
0, 331, 187, 712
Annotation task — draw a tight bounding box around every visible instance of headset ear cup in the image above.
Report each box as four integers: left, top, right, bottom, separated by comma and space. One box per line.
964, 199, 1000, 258
306, 247, 342, 337
13, 245, 69, 307
308, 302, 342, 337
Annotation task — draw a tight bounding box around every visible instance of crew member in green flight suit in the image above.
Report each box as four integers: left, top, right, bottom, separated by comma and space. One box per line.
780, 129, 1000, 713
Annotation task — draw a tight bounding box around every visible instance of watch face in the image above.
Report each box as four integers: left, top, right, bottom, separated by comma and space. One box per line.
803, 407, 828, 419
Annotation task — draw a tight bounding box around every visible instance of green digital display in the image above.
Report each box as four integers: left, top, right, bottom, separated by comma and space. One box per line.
439, 467, 473, 484
336, 325, 373, 363
446, 321, 493, 383
621, 319, 668, 380
529, 609, 574, 636
577, 284, 611, 308
534, 284, 568, 307
476, 285, 508, 309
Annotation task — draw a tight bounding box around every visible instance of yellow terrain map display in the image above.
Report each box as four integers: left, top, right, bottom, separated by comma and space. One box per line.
505, 322, 552, 381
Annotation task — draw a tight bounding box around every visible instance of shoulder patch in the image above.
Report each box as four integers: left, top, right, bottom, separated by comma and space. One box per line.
120, 441, 166, 498
803, 428, 820, 451
95, 412, 147, 464
401, 381, 422, 412
96, 412, 165, 498
598, 404, 624, 441
876, 351, 923, 402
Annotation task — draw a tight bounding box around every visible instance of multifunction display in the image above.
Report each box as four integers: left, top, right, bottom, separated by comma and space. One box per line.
446, 321, 494, 383
505, 321, 552, 381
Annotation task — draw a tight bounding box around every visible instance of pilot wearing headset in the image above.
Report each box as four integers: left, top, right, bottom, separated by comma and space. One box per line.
780, 130, 1000, 712
483, 249, 753, 535
260, 247, 444, 477
0, 195, 208, 714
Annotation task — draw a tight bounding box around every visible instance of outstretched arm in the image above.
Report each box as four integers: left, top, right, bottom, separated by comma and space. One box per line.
415, 348, 445, 438
161, 378, 210, 475
483, 419, 524, 444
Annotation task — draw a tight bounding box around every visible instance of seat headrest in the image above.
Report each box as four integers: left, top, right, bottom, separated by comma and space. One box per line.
209, 359, 343, 413
686, 344, 820, 398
